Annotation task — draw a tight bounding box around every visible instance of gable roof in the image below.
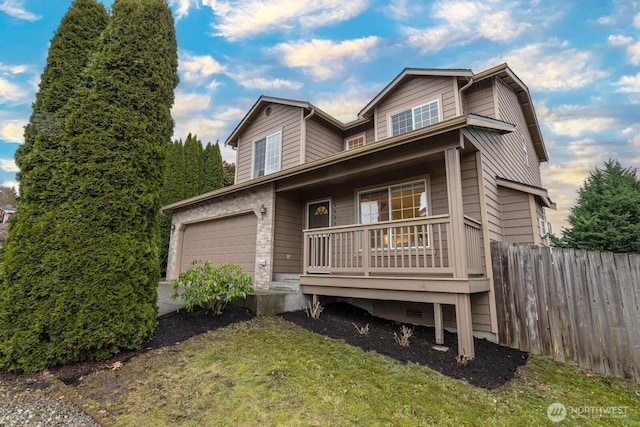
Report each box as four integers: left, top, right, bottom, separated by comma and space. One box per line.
357, 64, 548, 162
225, 96, 350, 148
473, 63, 548, 162
223, 64, 547, 161
358, 68, 473, 119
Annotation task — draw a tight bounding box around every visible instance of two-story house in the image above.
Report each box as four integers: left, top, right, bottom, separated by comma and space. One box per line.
162, 63, 555, 359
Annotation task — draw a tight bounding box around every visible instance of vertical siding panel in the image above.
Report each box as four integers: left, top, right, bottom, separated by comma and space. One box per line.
305, 117, 343, 162
464, 79, 495, 118
273, 192, 303, 274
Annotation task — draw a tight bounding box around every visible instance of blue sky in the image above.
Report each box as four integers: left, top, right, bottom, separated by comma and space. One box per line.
1, 0, 639, 231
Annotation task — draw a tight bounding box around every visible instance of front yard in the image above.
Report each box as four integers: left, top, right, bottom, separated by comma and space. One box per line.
3, 304, 637, 426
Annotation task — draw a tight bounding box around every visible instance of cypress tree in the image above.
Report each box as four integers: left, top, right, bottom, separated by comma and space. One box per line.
183, 133, 204, 198
202, 141, 224, 193
159, 139, 187, 275
0, 0, 109, 372
0, 0, 179, 372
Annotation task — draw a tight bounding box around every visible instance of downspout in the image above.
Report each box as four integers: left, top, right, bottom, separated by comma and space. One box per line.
458, 77, 474, 115
300, 108, 316, 164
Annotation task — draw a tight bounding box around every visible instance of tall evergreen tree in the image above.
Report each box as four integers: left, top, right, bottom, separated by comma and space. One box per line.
0, 0, 109, 372
223, 160, 236, 187
559, 159, 640, 254
159, 139, 187, 275
0, 0, 179, 372
202, 141, 224, 193
183, 133, 204, 198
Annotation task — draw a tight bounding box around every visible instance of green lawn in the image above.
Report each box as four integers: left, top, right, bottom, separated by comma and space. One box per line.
68, 317, 639, 426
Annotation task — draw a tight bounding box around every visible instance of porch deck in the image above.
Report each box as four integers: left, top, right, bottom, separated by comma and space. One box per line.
300, 214, 487, 358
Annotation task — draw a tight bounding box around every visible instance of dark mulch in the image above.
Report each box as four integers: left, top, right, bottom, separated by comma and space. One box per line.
281, 302, 528, 389
1, 302, 526, 391
0, 306, 255, 388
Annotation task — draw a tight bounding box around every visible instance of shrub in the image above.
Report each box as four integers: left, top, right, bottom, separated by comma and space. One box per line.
394, 325, 414, 347
303, 301, 324, 319
172, 261, 253, 315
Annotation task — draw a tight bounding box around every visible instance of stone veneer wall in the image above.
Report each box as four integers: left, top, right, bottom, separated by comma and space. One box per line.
166, 183, 275, 289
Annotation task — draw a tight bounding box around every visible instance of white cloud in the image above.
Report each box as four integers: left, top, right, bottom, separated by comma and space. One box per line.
537, 103, 616, 137
615, 73, 640, 93
608, 34, 633, 46
627, 42, 640, 65
403, 0, 543, 53
0, 0, 40, 21
315, 86, 380, 122
480, 42, 608, 91
597, 15, 615, 25
0, 119, 25, 143
271, 37, 380, 80
0, 158, 18, 173
0, 78, 29, 104
540, 139, 613, 231
172, 92, 212, 118
173, 117, 227, 144
634, 12, 640, 29
179, 52, 226, 84
169, 0, 198, 19
202, 0, 368, 41
237, 77, 303, 91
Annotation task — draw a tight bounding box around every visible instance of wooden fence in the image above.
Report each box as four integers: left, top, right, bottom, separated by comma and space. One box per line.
491, 242, 640, 383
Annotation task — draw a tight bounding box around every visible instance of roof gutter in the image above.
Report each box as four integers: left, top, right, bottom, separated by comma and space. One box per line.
458, 77, 474, 115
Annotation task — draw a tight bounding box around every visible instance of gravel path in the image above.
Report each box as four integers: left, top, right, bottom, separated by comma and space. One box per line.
0, 379, 99, 427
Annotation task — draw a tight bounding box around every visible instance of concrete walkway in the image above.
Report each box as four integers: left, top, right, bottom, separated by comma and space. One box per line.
157, 281, 185, 316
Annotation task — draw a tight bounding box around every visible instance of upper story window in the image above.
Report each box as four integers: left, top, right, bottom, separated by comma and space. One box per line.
253, 131, 281, 178
345, 134, 365, 150
389, 99, 440, 137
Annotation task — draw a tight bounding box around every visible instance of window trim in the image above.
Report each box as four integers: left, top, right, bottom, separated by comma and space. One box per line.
388, 98, 441, 137
344, 133, 366, 151
252, 129, 282, 179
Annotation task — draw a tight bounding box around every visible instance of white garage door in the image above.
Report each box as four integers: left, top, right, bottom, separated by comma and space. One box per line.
180, 213, 257, 276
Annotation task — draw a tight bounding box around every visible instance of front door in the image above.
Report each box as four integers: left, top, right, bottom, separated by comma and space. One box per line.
306, 200, 331, 272
307, 200, 330, 229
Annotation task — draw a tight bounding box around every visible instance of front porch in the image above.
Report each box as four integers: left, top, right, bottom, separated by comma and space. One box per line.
299, 213, 488, 358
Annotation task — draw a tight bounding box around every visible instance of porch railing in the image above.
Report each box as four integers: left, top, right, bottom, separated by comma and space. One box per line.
464, 216, 484, 275
303, 215, 454, 276
303, 214, 485, 277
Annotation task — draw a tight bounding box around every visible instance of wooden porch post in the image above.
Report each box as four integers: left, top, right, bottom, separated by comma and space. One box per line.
444, 147, 468, 279
446, 147, 475, 359
455, 293, 475, 359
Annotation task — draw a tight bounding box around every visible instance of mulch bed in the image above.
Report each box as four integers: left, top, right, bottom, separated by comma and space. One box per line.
1, 302, 527, 390
281, 302, 528, 389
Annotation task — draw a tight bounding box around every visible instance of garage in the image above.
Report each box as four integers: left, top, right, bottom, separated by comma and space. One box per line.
179, 213, 257, 277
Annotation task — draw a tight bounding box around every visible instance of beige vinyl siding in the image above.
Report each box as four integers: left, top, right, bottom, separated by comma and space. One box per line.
305, 116, 343, 162
375, 76, 457, 140
464, 79, 495, 118
499, 186, 535, 244
273, 192, 303, 274
461, 152, 480, 220
236, 103, 302, 184
495, 78, 542, 186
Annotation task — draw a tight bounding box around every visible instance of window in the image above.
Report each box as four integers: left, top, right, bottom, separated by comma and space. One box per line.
345, 134, 365, 150
358, 180, 429, 248
253, 131, 281, 178
389, 100, 440, 137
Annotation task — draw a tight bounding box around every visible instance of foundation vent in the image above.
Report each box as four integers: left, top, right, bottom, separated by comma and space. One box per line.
405, 308, 423, 319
